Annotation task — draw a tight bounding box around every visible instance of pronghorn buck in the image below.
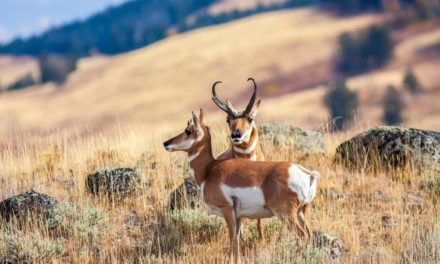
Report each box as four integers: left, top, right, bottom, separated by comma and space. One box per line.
212, 78, 264, 162
163, 109, 320, 264
212, 78, 266, 240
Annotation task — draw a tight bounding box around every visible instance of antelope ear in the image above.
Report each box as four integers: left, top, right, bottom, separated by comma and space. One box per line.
192, 111, 202, 135
199, 108, 205, 125
250, 99, 261, 119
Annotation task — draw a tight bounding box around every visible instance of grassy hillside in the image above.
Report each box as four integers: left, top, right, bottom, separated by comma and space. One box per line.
0, 8, 385, 142
0, 56, 38, 90
1, 7, 440, 145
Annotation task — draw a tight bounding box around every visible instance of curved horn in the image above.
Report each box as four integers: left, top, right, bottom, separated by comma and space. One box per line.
212, 81, 234, 115
244, 77, 257, 115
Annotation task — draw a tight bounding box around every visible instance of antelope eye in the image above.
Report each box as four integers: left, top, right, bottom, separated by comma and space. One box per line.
248, 117, 254, 123
185, 130, 191, 136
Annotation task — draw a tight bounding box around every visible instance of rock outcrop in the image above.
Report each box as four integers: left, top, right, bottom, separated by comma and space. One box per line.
0, 190, 58, 222
258, 122, 325, 155
86, 168, 142, 200
336, 126, 440, 171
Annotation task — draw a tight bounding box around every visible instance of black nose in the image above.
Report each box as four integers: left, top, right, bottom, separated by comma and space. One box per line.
231, 131, 241, 139
163, 141, 170, 148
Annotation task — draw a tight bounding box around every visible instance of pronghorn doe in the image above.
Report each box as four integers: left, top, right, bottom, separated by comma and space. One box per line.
163, 109, 320, 264
212, 78, 266, 240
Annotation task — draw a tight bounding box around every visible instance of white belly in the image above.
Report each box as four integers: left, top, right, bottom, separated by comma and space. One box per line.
221, 184, 273, 219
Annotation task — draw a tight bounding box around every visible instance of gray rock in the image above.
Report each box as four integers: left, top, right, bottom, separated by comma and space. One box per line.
168, 177, 202, 210
0, 190, 58, 222
86, 168, 141, 200
257, 123, 325, 155
336, 126, 440, 172
313, 230, 347, 259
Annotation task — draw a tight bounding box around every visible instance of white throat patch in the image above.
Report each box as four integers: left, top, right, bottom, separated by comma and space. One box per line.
188, 152, 200, 163
233, 137, 257, 154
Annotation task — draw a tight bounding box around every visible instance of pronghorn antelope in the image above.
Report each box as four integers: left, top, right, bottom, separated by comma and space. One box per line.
212, 78, 264, 162
212, 78, 266, 240
163, 109, 320, 264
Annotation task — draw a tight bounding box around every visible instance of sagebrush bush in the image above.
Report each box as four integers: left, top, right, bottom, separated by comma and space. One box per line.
48, 203, 108, 251
0, 232, 63, 263
169, 209, 224, 242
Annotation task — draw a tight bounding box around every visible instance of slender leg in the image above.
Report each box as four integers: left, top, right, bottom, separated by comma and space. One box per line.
275, 207, 307, 242
221, 207, 239, 264
235, 217, 242, 264
257, 219, 264, 241
298, 205, 312, 244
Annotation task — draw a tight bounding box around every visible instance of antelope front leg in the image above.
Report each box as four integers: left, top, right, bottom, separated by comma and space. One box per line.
257, 219, 264, 241
221, 206, 240, 264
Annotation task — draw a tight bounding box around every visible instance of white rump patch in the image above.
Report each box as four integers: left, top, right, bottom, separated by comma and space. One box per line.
220, 184, 273, 219
287, 165, 319, 204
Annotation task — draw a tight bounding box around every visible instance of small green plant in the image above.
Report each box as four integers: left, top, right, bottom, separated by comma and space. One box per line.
0, 232, 63, 263
48, 203, 108, 250
170, 209, 224, 241
270, 233, 326, 264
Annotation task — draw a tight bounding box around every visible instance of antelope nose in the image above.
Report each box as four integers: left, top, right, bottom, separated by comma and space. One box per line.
163, 141, 170, 148
231, 131, 241, 139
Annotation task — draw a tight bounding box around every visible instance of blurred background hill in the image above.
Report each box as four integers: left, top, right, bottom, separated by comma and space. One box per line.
0, 0, 439, 144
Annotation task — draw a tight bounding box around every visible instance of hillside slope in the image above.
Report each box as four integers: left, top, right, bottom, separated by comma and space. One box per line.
0, 7, 439, 144
0, 8, 380, 138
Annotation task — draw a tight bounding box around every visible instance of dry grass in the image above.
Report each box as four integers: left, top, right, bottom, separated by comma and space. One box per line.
1, 6, 439, 263
1, 120, 439, 263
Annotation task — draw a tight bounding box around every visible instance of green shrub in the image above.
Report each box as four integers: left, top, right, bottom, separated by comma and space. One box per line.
48, 203, 108, 250
169, 209, 224, 242
150, 209, 224, 256
270, 234, 327, 264
0, 232, 63, 263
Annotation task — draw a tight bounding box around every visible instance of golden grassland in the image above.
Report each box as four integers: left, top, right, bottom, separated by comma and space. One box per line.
0, 7, 439, 145
0, 7, 387, 141
0, 56, 38, 90
1, 6, 440, 263
0, 119, 439, 263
